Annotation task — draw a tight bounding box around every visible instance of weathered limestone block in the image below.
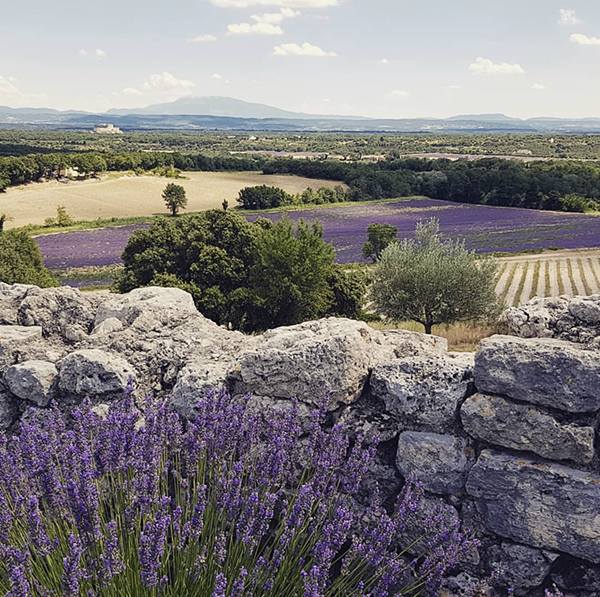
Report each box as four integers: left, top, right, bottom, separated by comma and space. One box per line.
90, 317, 123, 336
569, 296, 600, 325
396, 432, 475, 495
371, 353, 474, 432
17, 286, 96, 340
170, 360, 229, 418
474, 335, 600, 413
95, 287, 198, 328
0, 283, 35, 325
229, 318, 446, 409
466, 450, 600, 563
488, 543, 558, 595
461, 393, 595, 464
58, 349, 135, 398
0, 325, 43, 371
4, 360, 58, 407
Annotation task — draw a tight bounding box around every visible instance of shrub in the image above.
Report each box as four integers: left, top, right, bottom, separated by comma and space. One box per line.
0, 387, 476, 596
237, 185, 293, 210
43, 205, 75, 228
0, 230, 58, 287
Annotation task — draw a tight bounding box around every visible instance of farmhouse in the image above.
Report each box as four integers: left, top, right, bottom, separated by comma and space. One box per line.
93, 123, 123, 134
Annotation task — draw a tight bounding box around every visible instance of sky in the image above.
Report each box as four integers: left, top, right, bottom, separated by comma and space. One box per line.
1, 0, 600, 119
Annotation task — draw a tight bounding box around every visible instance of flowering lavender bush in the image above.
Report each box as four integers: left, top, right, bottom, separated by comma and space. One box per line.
0, 388, 475, 596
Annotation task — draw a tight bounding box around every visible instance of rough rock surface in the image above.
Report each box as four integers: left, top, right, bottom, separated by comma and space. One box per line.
396, 431, 475, 495
506, 294, 600, 346
461, 393, 595, 464
0, 325, 44, 371
58, 349, 135, 398
488, 543, 558, 596
466, 450, 600, 563
171, 361, 230, 418
474, 335, 600, 412
371, 352, 474, 433
4, 360, 58, 407
17, 286, 99, 341
0, 388, 18, 430
229, 318, 446, 409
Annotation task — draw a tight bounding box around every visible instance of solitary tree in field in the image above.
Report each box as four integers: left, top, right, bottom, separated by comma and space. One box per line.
362, 223, 398, 261
370, 218, 499, 334
163, 183, 188, 216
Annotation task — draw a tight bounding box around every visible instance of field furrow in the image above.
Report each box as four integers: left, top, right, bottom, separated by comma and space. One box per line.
495, 263, 512, 296
505, 263, 525, 307
582, 258, 600, 294
558, 260, 574, 296
570, 258, 586, 295
536, 261, 547, 298
547, 260, 560, 296
519, 262, 535, 306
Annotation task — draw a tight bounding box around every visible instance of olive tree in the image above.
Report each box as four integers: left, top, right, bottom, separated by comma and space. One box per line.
162, 183, 188, 216
370, 218, 499, 334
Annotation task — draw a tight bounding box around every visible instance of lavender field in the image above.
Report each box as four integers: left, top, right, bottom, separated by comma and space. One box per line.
36, 199, 600, 272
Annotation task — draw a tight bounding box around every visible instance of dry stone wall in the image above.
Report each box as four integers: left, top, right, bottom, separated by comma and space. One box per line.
1, 283, 600, 595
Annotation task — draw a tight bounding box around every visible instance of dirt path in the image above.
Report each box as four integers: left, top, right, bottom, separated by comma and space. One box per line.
570, 258, 586, 295
505, 263, 525, 307
495, 263, 512, 296
548, 260, 560, 296
536, 260, 547, 297
559, 260, 574, 296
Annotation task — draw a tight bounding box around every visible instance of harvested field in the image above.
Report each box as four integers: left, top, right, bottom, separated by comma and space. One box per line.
496, 251, 600, 306
0, 171, 344, 229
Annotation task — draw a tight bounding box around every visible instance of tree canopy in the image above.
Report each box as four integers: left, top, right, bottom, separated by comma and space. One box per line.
115, 210, 364, 332
0, 230, 58, 287
370, 218, 499, 334
162, 183, 188, 216
362, 223, 398, 261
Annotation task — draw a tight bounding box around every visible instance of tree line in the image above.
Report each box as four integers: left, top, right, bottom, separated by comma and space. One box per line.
3, 149, 600, 213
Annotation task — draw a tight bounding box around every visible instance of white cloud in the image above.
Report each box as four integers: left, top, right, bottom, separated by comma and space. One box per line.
559, 9, 580, 25
79, 48, 107, 59
273, 42, 336, 56
212, 73, 223, 79
203, 0, 338, 7
123, 87, 143, 96
228, 22, 284, 35
190, 34, 218, 42
0, 75, 19, 96
570, 33, 600, 45
148, 72, 195, 90
380, 58, 389, 65
252, 8, 300, 23
444, 84, 461, 90
469, 57, 525, 76
532, 83, 547, 90
389, 90, 410, 97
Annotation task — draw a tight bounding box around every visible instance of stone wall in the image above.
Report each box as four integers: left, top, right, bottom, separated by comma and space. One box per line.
2, 283, 600, 595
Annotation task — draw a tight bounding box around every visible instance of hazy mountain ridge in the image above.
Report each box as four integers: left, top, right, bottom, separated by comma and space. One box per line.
3, 97, 600, 133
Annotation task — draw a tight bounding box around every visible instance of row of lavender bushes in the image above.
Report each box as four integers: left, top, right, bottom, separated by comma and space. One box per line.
0, 385, 565, 596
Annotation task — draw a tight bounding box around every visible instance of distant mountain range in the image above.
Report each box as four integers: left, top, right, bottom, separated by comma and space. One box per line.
3, 96, 600, 133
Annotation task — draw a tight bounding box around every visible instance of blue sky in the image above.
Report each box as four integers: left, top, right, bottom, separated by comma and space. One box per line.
1, 0, 600, 118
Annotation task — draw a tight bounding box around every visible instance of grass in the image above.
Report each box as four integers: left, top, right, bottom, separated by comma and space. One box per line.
513, 264, 528, 307
557, 262, 566, 295
579, 259, 593, 295
545, 262, 551, 297
369, 319, 502, 352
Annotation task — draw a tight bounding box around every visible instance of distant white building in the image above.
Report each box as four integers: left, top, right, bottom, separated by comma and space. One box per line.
94, 123, 123, 134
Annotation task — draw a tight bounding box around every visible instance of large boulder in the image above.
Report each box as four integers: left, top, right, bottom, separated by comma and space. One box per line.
95, 287, 198, 328
229, 318, 447, 409
474, 335, 600, 413
466, 450, 600, 563
4, 360, 58, 407
0, 325, 43, 371
371, 353, 474, 433
58, 349, 135, 398
0, 283, 35, 325
461, 393, 595, 465
396, 431, 475, 495
17, 286, 97, 341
